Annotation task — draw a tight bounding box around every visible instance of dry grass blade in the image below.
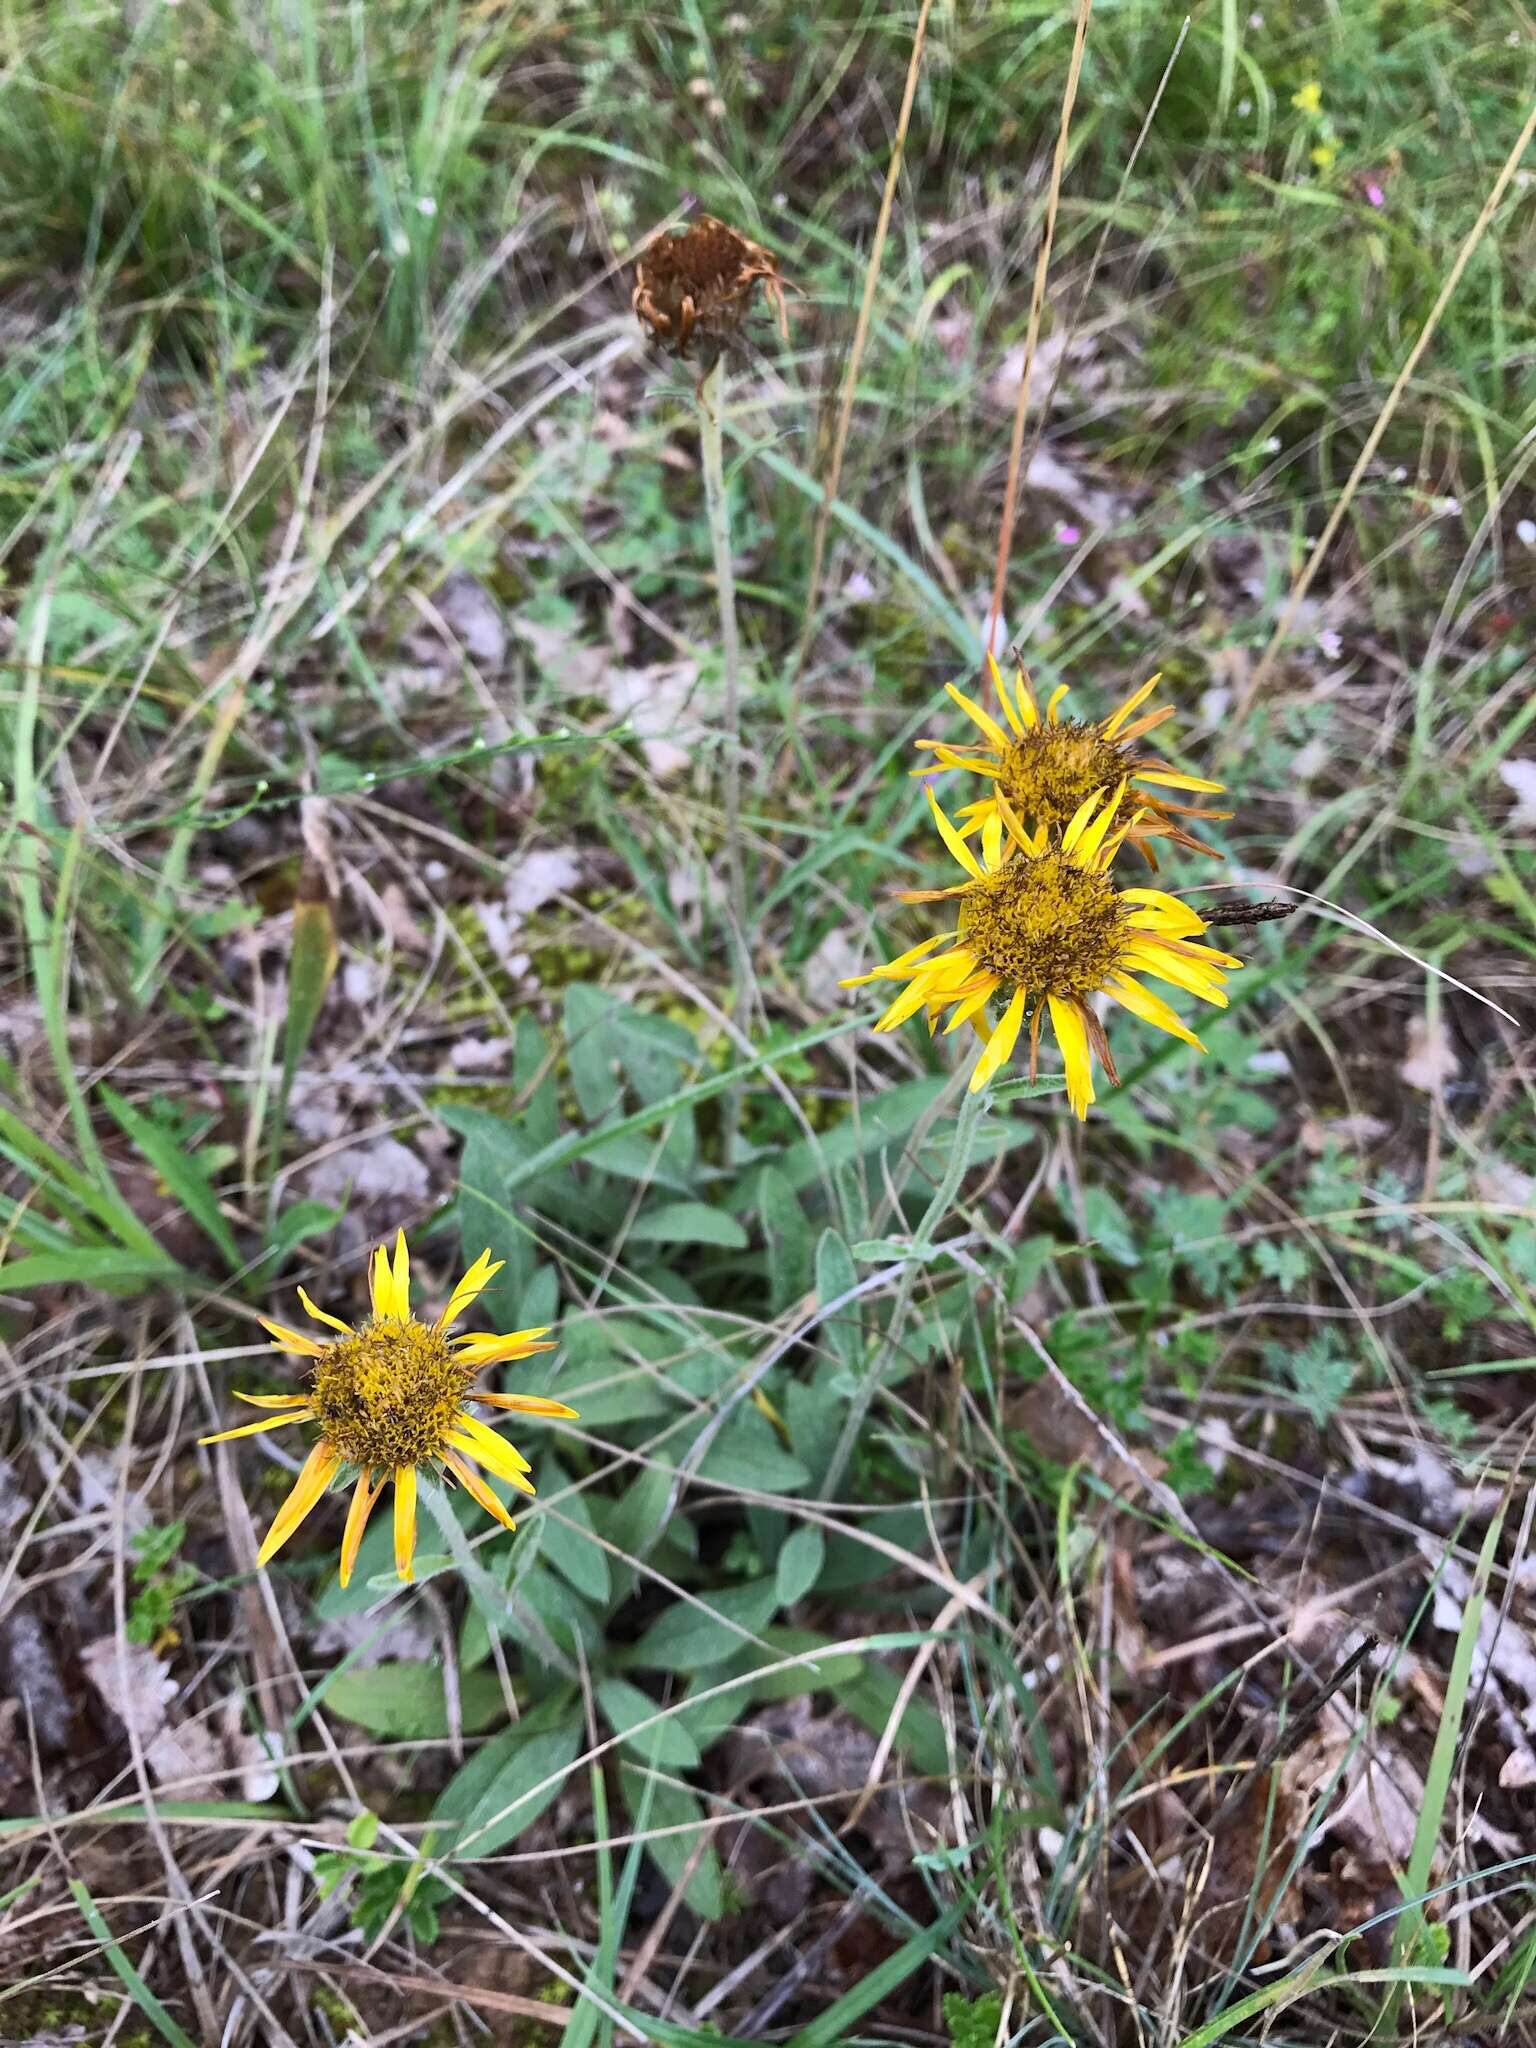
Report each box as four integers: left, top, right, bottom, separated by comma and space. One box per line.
796, 0, 936, 674
985, 0, 1094, 668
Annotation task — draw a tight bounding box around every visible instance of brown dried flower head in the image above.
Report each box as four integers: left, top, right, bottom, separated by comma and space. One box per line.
632, 215, 790, 360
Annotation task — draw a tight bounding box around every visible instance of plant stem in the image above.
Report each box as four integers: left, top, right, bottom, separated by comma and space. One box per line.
696, 353, 751, 1155
821, 1081, 987, 1499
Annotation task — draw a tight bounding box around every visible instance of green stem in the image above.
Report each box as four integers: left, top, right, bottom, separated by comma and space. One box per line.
820, 1082, 987, 1498
696, 356, 751, 1156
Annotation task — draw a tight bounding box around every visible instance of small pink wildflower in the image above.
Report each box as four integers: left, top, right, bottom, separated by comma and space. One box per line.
1366, 182, 1385, 208
1055, 523, 1081, 546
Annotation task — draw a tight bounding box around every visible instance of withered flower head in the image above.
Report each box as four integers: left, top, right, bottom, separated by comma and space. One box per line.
632, 215, 790, 360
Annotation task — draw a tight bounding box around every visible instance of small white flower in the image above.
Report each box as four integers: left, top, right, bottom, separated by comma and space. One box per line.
1316, 627, 1343, 660
1435, 495, 1461, 518
1248, 8, 1263, 24
391, 231, 411, 258
1262, 434, 1281, 453
1237, 98, 1253, 117
1390, 465, 1409, 483
416, 195, 438, 218
1515, 518, 1536, 548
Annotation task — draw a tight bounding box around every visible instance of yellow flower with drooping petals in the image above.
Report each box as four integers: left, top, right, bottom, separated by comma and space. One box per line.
202, 1233, 576, 1585
915, 657, 1229, 867
842, 786, 1242, 1118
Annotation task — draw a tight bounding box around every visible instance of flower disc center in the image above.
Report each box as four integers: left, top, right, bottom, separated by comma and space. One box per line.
999, 723, 1129, 830
310, 1320, 473, 1471
958, 851, 1127, 996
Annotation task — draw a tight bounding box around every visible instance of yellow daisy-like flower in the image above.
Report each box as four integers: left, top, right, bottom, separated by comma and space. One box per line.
915, 656, 1229, 866
202, 1233, 577, 1586
842, 786, 1242, 1118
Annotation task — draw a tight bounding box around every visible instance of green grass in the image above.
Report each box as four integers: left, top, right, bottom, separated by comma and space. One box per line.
0, 1, 1533, 2042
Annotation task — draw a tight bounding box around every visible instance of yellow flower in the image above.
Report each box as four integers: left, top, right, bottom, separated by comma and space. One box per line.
1292, 80, 1323, 115
202, 1233, 577, 1586
1310, 142, 1337, 170
842, 787, 1241, 1118
916, 657, 1229, 867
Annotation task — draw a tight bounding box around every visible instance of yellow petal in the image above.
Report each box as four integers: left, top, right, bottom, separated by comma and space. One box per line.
453, 1408, 534, 1474
925, 786, 983, 880
392, 1230, 410, 1311
1119, 886, 1208, 933
1061, 787, 1108, 855
234, 1390, 314, 1409
945, 680, 1012, 755
1073, 783, 1126, 865
453, 1338, 558, 1371
436, 1249, 506, 1332
256, 1440, 341, 1566
989, 654, 1025, 737
981, 812, 1004, 873
199, 1409, 312, 1445
1102, 672, 1163, 738
257, 1317, 324, 1359
941, 978, 1001, 1033
1122, 941, 1231, 1005
877, 977, 945, 1032
1133, 769, 1226, 793
472, 1391, 580, 1418
297, 1286, 352, 1336
393, 1464, 418, 1582
339, 1468, 383, 1588
1047, 996, 1095, 1118
368, 1243, 396, 1322
1045, 683, 1069, 725
1105, 972, 1204, 1050
444, 1451, 518, 1534
447, 1414, 538, 1494
968, 988, 1027, 1093
1011, 665, 1040, 729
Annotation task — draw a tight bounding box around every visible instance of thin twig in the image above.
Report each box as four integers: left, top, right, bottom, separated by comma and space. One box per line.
794, 0, 936, 679
985, 0, 1093, 669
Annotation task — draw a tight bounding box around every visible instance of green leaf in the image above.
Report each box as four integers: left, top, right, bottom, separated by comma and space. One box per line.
99, 1086, 240, 1270
758, 1166, 811, 1309
628, 1201, 749, 1250
597, 1678, 701, 1767
278, 888, 337, 1123
538, 1474, 612, 1604
626, 1577, 779, 1671
1075, 1186, 1141, 1267
618, 1764, 724, 1919
69, 1878, 199, 2048
944, 1991, 1004, 2048
775, 1525, 825, 1605
843, 1663, 950, 1777
696, 1406, 810, 1494
435, 1709, 584, 1860
0, 1246, 180, 1294
746, 1627, 864, 1702
815, 1228, 861, 1372
323, 1662, 507, 1740
783, 1900, 969, 2048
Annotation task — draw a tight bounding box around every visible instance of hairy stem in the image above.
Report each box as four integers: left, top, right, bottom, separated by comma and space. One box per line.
696, 354, 752, 1153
